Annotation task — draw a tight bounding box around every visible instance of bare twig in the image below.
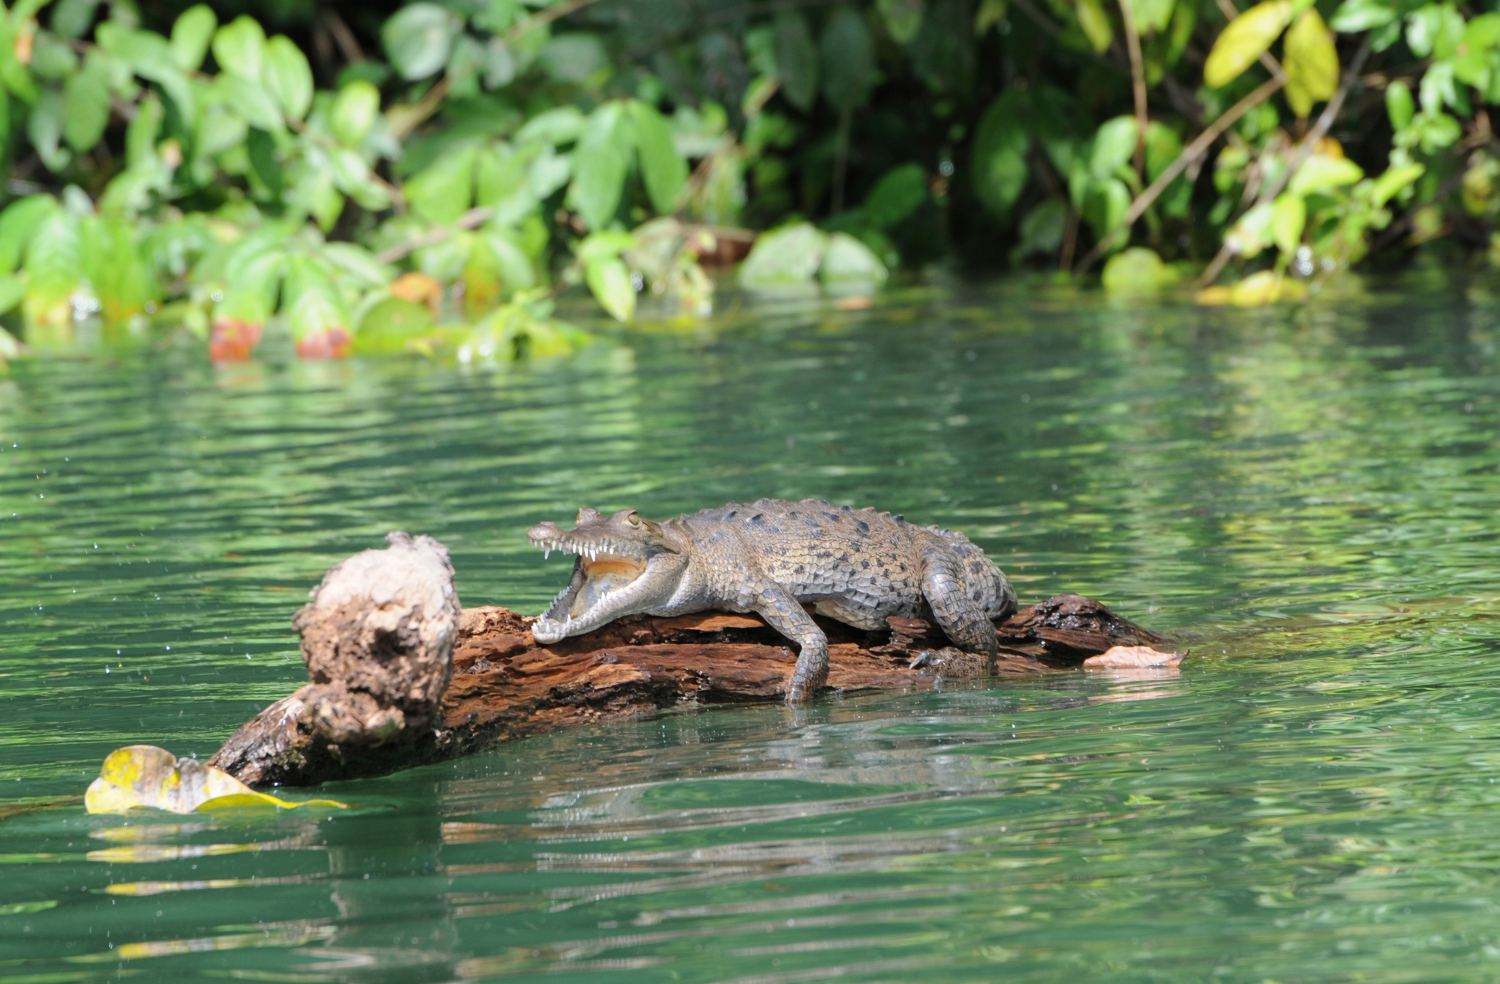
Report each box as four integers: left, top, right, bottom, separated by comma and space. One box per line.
385, 75, 453, 141
322, 7, 365, 64
375, 207, 494, 265
1194, 37, 1372, 286
1075, 74, 1287, 274
1118, 0, 1150, 176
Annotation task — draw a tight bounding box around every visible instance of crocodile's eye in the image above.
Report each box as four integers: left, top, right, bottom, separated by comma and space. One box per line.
626, 512, 640, 527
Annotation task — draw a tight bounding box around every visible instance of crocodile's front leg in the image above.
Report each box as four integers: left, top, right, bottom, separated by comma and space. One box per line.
749, 581, 829, 703
918, 540, 998, 674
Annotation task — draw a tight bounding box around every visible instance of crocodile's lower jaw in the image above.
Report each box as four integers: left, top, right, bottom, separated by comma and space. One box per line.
532, 616, 569, 644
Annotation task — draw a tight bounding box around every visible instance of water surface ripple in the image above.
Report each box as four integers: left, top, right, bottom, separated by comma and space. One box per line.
2, 283, 1498, 982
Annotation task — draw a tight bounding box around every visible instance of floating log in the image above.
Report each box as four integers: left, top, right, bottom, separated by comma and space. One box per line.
208, 535, 1172, 788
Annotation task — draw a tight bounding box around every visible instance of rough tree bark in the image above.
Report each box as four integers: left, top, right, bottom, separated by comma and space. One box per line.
209, 535, 1172, 788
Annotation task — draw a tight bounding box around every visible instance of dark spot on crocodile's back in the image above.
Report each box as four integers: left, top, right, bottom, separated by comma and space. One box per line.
854, 519, 869, 532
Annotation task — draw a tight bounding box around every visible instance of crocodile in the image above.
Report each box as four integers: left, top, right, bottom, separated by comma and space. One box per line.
527, 499, 1017, 703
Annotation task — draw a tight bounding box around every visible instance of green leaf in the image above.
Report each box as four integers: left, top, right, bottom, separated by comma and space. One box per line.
1329, 0, 1396, 32
97, 24, 197, 120
820, 232, 888, 281
862, 163, 927, 228
482, 229, 536, 292
1083, 177, 1130, 242
738, 223, 828, 286
1102, 247, 1177, 291
567, 102, 631, 230
1283, 8, 1339, 117
262, 35, 313, 121
84, 214, 154, 323
219, 75, 284, 133
971, 91, 1032, 217
212, 15, 265, 79
1386, 80, 1414, 130
170, 4, 216, 71
321, 243, 391, 289
1132, 0, 1176, 35
1369, 162, 1424, 206
1075, 0, 1115, 52
27, 89, 70, 172
1143, 121, 1182, 181
538, 33, 609, 83
877, 0, 926, 43
283, 257, 351, 350
1406, 3, 1464, 59
383, 3, 459, 81
1271, 193, 1306, 254
517, 106, 588, 146
0, 196, 58, 274
774, 12, 819, 112
1227, 200, 1275, 257
1288, 154, 1363, 195
1090, 116, 1138, 181
405, 143, 479, 224
586, 257, 635, 321
331, 81, 381, 147
476, 145, 537, 224
1204, 0, 1294, 88
1011, 197, 1071, 262
576, 230, 636, 264
22, 212, 85, 324
355, 297, 433, 353
51, 0, 101, 38
62, 51, 110, 153
628, 100, 689, 215
820, 6, 875, 114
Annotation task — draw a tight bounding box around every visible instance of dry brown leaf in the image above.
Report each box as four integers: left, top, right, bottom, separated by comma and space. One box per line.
1083, 645, 1184, 669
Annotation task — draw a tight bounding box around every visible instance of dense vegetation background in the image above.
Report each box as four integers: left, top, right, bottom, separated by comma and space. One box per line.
0, 0, 1492, 364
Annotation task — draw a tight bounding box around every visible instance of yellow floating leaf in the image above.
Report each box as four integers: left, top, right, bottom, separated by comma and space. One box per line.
1204, 0, 1293, 88
1195, 270, 1309, 307
1283, 8, 1339, 117
85, 745, 346, 815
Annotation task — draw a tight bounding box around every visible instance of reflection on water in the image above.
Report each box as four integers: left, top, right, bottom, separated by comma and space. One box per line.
1, 281, 1498, 982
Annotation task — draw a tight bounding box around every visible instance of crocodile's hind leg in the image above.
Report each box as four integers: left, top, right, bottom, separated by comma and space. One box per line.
751, 582, 831, 703
917, 540, 998, 673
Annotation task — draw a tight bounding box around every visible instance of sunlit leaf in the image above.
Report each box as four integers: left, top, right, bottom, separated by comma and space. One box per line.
1083, 176, 1131, 243
774, 11, 819, 111
820, 6, 875, 114
820, 232, 888, 282
1204, 0, 1294, 89
405, 143, 479, 224
585, 256, 635, 321
1283, 9, 1338, 117
263, 35, 313, 121
284, 257, 353, 358
383, 3, 459, 81
22, 211, 85, 326
1075, 0, 1115, 52
1386, 80, 1415, 130
517, 106, 588, 146
27, 88, 69, 172
62, 52, 109, 153
738, 223, 828, 286
568, 102, 631, 230
0, 197, 61, 274
628, 100, 689, 215
1271, 193, 1306, 254
1101, 246, 1178, 292
1132, 0, 1176, 35
1090, 116, 1139, 181
1011, 196, 1070, 262
331, 80, 381, 148
0, 273, 25, 315
1227, 200, 1275, 257
1329, 0, 1395, 32
1405, 3, 1464, 59
51, 0, 100, 38
539, 33, 608, 83
170, 4, 216, 71
84, 215, 154, 323
1369, 162, 1424, 206
212, 15, 265, 78
356, 297, 434, 353
86, 746, 347, 815
1289, 153, 1363, 195
476, 145, 535, 224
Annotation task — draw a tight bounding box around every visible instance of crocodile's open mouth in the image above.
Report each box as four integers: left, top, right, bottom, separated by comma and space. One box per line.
528, 528, 651, 640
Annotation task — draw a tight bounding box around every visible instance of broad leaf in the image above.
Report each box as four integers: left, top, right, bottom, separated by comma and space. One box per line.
1288, 154, 1363, 195
820, 6, 875, 114
1076, 0, 1115, 52
405, 143, 479, 224
1386, 80, 1414, 130
517, 106, 587, 146
1329, 0, 1396, 32
877, 0, 926, 43
170, 4, 216, 71
1090, 116, 1139, 181
263, 35, 313, 121
568, 103, 631, 230
384, 3, 459, 81
585, 257, 635, 321
739, 223, 828, 285
0, 196, 59, 274
86, 745, 345, 814
62, 51, 110, 153
1204, 0, 1294, 89
971, 91, 1032, 217
1101, 247, 1178, 291
774, 12, 819, 111
1283, 8, 1339, 117
863, 163, 928, 228
1271, 193, 1306, 254
628, 100, 688, 215
331, 81, 382, 147
212, 15, 266, 79
819, 232, 888, 281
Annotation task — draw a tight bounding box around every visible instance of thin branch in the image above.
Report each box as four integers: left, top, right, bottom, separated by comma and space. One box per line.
385, 75, 453, 141
1119, 0, 1150, 177
509, 0, 604, 40
1075, 73, 1287, 274
322, 7, 365, 64
375, 207, 494, 265
1195, 37, 1372, 286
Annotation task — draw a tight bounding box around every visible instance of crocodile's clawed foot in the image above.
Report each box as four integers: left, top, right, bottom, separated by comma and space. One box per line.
909, 647, 987, 677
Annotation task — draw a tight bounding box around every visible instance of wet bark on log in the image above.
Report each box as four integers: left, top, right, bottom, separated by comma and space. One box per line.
208, 534, 1170, 789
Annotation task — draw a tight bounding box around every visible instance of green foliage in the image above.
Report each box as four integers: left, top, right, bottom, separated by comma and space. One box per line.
2, 0, 1499, 359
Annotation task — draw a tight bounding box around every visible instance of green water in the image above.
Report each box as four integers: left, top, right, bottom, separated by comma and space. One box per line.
2, 281, 1498, 983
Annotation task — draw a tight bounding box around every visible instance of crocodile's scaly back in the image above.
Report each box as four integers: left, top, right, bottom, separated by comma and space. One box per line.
528, 498, 1016, 703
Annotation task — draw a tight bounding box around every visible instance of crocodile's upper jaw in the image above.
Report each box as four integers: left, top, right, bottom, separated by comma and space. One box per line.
527, 511, 685, 643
